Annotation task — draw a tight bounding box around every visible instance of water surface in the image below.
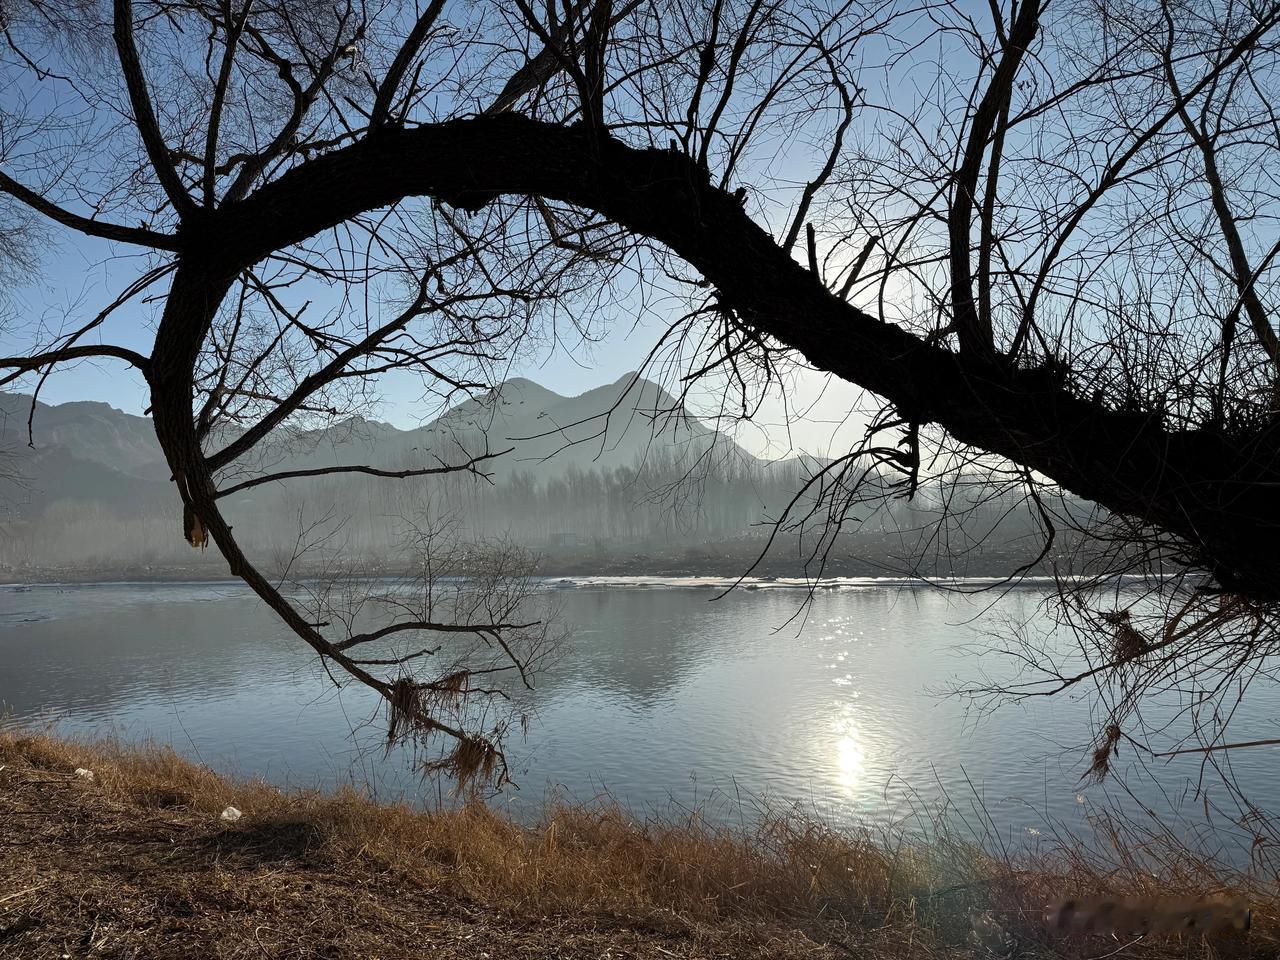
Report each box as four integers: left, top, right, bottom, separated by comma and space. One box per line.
3, 579, 1277, 862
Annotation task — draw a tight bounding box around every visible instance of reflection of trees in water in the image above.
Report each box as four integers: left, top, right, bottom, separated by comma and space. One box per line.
530, 588, 920, 706
0, 595, 298, 719
0, 587, 725, 731
520, 590, 728, 705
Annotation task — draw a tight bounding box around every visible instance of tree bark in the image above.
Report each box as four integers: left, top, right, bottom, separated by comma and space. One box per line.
148, 261, 401, 704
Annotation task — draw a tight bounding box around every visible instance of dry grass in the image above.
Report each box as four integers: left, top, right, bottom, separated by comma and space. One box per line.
0, 728, 1275, 959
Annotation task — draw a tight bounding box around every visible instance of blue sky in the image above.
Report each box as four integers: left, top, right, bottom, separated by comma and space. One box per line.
0, 0, 962, 461
2, 233, 658, 414
1, 223, 869, 459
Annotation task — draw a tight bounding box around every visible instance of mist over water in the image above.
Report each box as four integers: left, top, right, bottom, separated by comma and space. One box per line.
3, 579, 1276, 864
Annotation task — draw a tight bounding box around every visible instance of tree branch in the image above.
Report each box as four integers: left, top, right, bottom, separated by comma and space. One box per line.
334, 618, 539, 651
370, 0, 448, 131
215, 448, 513, 499
212, 112, 1280, 601
948, 0, 1040, 358
205, 273, 436, 470
0, 170, 181, 250
203, 0, 254, 207
113, 0, 197, 219
1161, 6, 1280, 376
0, 345, 152, 389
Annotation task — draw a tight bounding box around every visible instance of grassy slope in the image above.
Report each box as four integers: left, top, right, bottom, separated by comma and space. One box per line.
0, 731, 1271, 959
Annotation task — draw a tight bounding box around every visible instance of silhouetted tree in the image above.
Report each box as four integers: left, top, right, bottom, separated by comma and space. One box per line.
3, 0, 1280, 776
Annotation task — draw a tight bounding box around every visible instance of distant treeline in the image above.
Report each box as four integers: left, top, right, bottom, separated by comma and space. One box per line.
0, 443, 1078, 577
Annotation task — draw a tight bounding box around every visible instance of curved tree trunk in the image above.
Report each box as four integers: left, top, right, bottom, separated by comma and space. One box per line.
148, 261, 466, 740
178, 115, 1280, 600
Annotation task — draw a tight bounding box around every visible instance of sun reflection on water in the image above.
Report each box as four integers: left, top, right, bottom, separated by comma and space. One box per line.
833, 715, 866, 790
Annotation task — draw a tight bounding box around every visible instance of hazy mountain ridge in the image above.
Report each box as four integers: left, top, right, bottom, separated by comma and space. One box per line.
0, 393, 168, 480
234, 374, 739, 485
0, 374, 750, 520
0, 395, 172, 516
0, 379, 1073, 581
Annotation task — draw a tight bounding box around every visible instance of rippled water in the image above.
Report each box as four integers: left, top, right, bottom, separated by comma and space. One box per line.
3, 579, 1278, 859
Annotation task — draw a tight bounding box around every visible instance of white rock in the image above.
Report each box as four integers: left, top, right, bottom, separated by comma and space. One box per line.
74, 768, 94, 781
220, 805, 242, 822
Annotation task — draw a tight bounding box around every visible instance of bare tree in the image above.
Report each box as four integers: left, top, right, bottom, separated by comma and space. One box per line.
3, 0, 1280, 778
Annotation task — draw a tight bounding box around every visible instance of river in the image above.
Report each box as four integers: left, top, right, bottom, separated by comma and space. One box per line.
3, 578, 1277, 864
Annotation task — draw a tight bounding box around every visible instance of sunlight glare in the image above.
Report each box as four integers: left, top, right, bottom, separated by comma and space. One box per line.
834, 727, 866, 791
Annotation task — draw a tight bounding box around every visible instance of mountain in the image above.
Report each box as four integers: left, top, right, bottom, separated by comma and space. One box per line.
0, 378, 1080, 580
0, 394, 171, 516
216, 374, 733, 486
0, 374, 749, 522
0, 393, 167, 477
0, 374, 806, 576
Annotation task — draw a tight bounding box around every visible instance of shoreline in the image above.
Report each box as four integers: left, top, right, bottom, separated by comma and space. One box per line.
0, 535, 1072, 587
2, 573, 1054, 589
0, 729, 1269, 959
2, 570, 1161, 590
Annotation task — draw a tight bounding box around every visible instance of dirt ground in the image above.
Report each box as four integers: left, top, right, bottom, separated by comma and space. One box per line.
3, 732, 1270, 960
0, 754, 845, 959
